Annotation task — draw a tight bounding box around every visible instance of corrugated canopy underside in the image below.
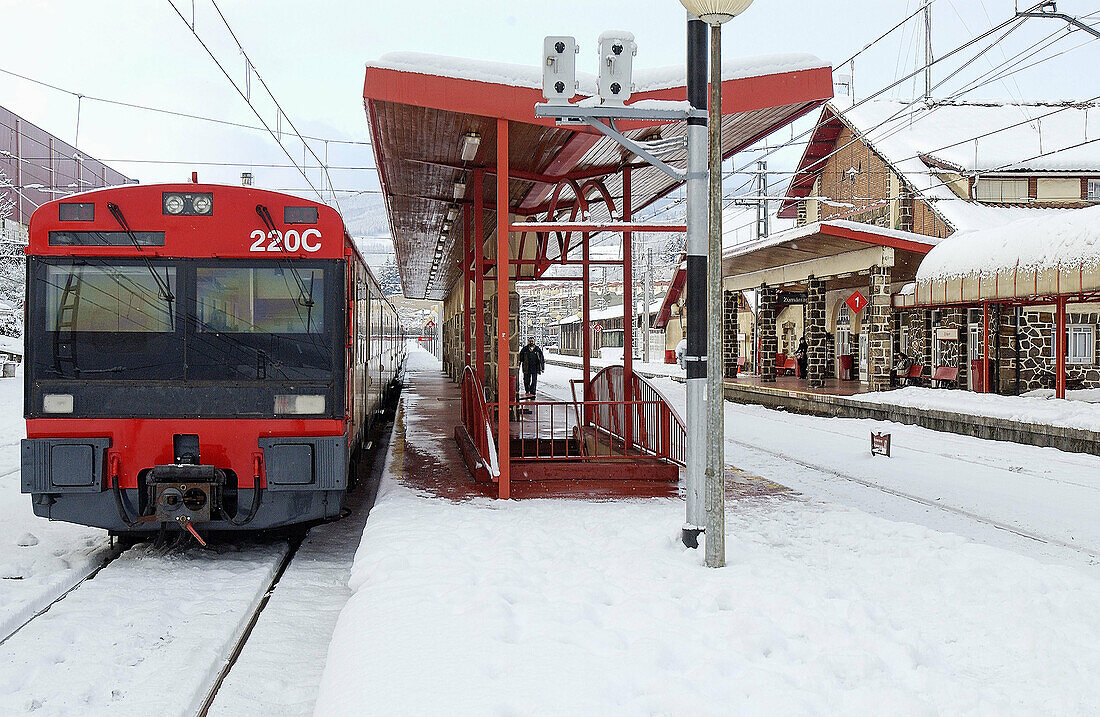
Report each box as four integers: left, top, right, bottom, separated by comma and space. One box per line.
365, 57, 833, 300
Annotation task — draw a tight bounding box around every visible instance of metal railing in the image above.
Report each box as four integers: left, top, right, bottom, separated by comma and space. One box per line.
461, 364, 685, 467
576, 365, 687, 466
460, 367, 500, 479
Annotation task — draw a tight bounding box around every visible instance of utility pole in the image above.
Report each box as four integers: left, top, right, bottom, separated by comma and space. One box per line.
923, 0, 933, 106
756, 160, 769, 240
683, 13, 708, 548
705, 19, 725, 569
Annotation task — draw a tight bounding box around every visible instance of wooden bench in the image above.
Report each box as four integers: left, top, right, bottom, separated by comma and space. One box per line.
931, 365, 958, 389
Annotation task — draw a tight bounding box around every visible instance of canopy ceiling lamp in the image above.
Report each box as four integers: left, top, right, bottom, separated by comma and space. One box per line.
677, 0, 755, 569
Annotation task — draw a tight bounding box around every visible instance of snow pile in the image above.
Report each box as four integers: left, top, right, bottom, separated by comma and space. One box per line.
916, 204, 1100, 281
315, 479, 1100, 715
853, 385, 1100, 433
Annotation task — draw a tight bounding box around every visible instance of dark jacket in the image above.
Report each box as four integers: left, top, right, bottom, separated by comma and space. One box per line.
518, 344, 545, 375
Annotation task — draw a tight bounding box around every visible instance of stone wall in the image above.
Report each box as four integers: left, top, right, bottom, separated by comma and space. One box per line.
867, 266, 893, 391
723, 290, 739, 377
758, 285, 777, 382
1019, 310, 1100, 391
806, 278, 827, 387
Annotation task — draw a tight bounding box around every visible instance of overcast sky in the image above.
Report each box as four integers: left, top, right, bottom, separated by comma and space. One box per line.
2, 0, 1098, 233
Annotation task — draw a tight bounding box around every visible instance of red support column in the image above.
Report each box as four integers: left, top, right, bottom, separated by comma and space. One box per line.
582, 232, 592, 421
622, 166, 634, 449
496, 119, 511, 500
474, 170, 486, 387
464, 204, 473, 369
1056, 296, 1067, 400
982, 302, 990, 394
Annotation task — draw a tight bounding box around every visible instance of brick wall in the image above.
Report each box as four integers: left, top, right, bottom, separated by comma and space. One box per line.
759, 286, 777, 382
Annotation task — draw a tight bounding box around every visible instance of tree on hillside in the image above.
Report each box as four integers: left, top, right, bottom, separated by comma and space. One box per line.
377, 255, 402, 297
0, 179, 24, 338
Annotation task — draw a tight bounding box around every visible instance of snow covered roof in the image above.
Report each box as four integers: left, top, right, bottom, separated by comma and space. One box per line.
367, 51, 826, 97
724, 219, 938, 261
0, 334, 23, 356
559, 298, 665, 325
917, 205, 1100, 282
781, 99, 1100, 233
905, 205, 1100, 305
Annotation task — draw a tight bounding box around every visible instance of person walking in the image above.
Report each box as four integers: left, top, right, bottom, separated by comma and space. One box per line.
518, 336, 545, 398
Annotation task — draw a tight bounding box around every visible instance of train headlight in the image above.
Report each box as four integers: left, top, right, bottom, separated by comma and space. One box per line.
274, 394, 326, 415
191, 194, 212, 215
163, 194, 185, 215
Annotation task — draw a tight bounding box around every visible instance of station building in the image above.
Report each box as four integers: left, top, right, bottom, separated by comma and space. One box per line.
722, 99, 1100, 396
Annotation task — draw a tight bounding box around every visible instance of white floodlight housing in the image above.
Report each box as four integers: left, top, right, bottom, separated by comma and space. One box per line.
542, 36, 579, 106
459, 132, 481, 162
678, 0, 755, 24
597, 31, 637, 107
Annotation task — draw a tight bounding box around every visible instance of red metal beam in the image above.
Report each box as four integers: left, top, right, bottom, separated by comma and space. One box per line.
511, 222, 686, 233
622, 166, 634, 449
474, 170, 486, 386
496, 119, 511, 500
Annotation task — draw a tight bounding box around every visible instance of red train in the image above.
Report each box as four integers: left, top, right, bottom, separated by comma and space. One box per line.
20, 182, 404, 536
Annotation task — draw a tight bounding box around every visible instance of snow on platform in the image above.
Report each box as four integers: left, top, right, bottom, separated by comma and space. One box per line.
851, 385, 1100, 433
313, 359, 1100, 715
315, 476, 1100, 715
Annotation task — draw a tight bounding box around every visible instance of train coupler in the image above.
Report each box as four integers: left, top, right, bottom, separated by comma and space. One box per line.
147, 464, 226, 525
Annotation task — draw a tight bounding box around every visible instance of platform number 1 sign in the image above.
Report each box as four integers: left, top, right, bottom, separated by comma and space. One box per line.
846, 290, 868, 315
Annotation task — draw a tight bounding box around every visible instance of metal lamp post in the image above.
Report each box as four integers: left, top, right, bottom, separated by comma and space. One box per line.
678, 0, 755, 568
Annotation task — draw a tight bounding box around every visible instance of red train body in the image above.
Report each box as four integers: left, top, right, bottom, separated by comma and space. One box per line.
20, 183, 404, 533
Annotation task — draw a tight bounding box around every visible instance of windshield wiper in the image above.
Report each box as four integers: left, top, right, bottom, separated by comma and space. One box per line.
107, 202, 175, 328
255, 204, 315, 308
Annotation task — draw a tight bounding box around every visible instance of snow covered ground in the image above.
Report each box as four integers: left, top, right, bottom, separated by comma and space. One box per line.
545, 351, 685, 379
0, 368, 111, 643
0, 541, 288, 715
852, 385, 1100, 432
314, 350, 1100, 715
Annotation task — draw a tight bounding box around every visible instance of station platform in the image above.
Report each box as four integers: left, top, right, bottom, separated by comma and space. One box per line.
393, 354, 681, 501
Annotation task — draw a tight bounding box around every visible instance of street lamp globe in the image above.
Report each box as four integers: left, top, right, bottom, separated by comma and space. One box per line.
678, 0, 755, 24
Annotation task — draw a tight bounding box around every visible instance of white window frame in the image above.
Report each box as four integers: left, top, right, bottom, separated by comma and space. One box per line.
900, 326, 909, 355
1088, 179, 1100, 200
1067, 324, 1095, 365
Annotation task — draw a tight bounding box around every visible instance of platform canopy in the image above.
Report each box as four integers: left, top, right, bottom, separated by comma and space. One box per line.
722, 219, 939, 292
364, 51, 833, 300
900, 205, 1100, 307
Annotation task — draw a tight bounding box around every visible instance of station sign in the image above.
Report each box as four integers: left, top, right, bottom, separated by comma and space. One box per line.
870, 431, 892, 457
935, 327, 959, 341
845, 290, 868, 315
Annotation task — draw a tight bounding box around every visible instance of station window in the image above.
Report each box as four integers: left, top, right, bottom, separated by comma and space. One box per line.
1088, 179, 1100, 200
974, 178, 1028, 202
1068, 325, 1095, 365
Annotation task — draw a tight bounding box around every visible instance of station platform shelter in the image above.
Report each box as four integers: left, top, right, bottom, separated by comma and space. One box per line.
363, 50, 833, 498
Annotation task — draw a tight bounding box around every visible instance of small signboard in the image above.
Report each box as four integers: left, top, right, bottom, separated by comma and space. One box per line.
935, 327, 959, 341
845, 290, 868, 315
590, 323, 602, 335
870, 431, 891, 457
425, 320, 436, 330
777, 291, 808, 305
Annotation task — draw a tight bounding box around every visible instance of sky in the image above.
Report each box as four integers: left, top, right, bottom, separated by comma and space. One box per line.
1, 0, 1098, 242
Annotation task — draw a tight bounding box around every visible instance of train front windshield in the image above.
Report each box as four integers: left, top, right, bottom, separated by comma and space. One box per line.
26, 257, 343, 418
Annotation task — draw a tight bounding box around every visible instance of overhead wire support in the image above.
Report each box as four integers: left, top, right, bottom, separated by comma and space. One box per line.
1017, 4, 1100, 40
206, 0, 343, 213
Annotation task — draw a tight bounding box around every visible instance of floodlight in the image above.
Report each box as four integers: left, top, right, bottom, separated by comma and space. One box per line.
677, 0, 755, 24
460, 133, 481, 162
542, 36, 579, 105
597, 31, 637, 106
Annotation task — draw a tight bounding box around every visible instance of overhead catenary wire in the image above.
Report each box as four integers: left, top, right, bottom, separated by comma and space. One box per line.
165, 0, 332, 209
0, 65, 371, 147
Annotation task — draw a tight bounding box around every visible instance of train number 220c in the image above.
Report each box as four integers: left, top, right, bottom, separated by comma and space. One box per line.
249, 229, 322, 253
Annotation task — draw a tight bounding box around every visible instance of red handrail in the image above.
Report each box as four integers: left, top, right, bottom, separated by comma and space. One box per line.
586, 365, 688, 466
460, 366, 500, 479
